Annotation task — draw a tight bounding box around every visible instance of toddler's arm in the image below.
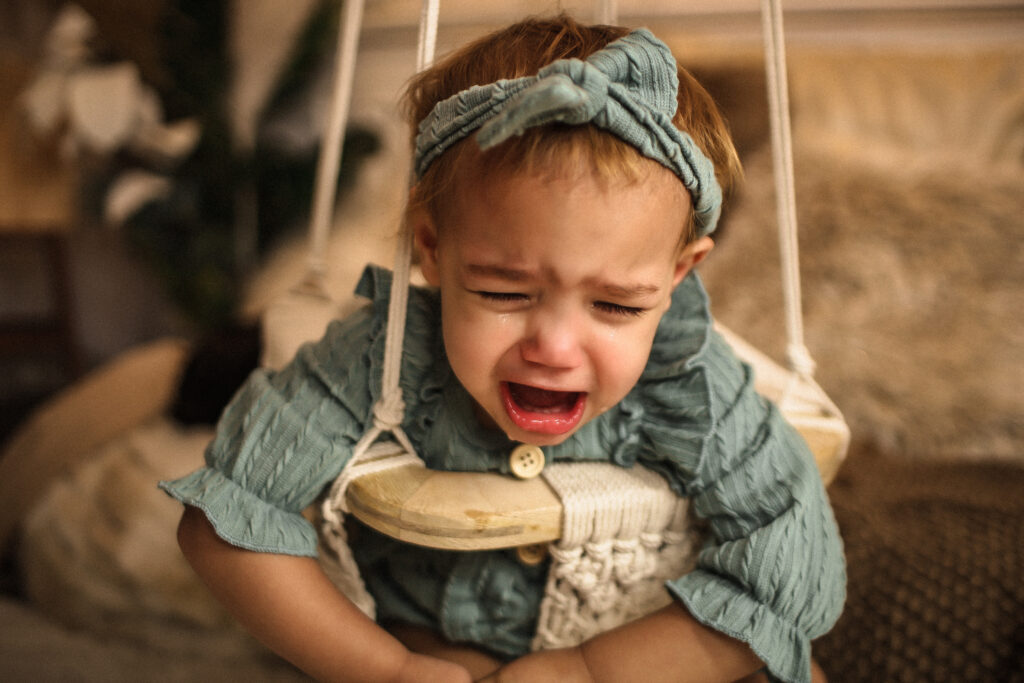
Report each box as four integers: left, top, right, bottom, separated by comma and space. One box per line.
176, 506, 471, 683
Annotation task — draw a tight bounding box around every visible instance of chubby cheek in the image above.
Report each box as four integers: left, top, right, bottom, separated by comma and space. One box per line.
588, 313, 664, 409
439, 297, 515, 391
590, 341, 652, 412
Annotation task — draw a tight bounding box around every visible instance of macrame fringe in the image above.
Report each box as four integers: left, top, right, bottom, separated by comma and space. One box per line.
531, 463, 704, 651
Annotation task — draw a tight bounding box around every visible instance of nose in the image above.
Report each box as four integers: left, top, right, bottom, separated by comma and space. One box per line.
520, 308, 584, 369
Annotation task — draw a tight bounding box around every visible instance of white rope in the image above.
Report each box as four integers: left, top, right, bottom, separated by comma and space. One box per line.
381, 0, 440, 418
352, 0, 441, 465
381, 0, 439, 361
322, 0, 441, 521
315, 2, 442, 617
761, 0, 816, 380
304, 0, 366, 292
417, 0, 440, 73
364, 0, 440, 460
318, 509, 376, 618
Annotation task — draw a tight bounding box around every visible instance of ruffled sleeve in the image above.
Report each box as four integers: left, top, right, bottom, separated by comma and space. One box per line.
160, 265, 446, 556
631, 275, 846, 683
159, 303, 378, 555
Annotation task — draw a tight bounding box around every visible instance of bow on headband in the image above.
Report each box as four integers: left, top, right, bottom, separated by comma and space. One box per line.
413, 28, 722, 236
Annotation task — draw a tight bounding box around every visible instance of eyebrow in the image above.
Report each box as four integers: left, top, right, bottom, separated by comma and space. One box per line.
467, 264, 661, 299
595, 281, 662, 299
465, 264, 533, 281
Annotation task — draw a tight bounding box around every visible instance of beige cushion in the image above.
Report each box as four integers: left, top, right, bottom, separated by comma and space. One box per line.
0, 337, 189, 553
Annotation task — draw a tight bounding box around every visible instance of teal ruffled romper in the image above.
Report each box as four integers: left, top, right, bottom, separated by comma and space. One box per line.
162, 265, 845, 683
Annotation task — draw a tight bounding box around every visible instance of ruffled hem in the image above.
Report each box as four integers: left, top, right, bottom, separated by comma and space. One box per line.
159, 468, 319, 557
667, 570, 812, 683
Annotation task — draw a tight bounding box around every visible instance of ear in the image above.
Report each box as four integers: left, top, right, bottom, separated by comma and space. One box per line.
411, 205, 441, 286
672, 236, 714, 287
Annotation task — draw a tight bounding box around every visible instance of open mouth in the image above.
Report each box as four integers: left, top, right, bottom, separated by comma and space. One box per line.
501, 382, 586, 435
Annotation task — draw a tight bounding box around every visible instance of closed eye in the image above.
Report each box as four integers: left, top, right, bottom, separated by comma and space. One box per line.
594, 301, 645, 317
474, 291, 529, 303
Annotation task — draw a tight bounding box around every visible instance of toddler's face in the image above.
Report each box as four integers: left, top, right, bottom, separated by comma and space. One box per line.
414, 165, 711, 446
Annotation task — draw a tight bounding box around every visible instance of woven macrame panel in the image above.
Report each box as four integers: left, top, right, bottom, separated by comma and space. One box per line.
315, 460, 706, 651
532, 463, 705, 651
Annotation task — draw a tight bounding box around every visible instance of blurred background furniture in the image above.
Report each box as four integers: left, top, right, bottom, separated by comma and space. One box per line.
0, 51, 80, 420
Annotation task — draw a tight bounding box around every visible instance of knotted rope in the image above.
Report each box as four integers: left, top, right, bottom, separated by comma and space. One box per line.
321, 0, 440, 522
317, 0, 440, 620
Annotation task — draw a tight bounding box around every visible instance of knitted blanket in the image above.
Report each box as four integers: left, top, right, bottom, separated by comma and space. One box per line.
816, 451, 1024, 682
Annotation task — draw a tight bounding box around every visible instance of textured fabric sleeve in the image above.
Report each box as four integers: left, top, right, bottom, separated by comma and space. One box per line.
658, 335, 846, 683
159, 306, 377, 557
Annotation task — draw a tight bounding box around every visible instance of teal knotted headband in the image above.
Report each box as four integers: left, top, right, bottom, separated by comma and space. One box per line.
413, 28, 722, 236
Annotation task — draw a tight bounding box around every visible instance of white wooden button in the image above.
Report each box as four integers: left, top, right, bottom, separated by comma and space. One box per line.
509, 444, 545, 479
516, 543, 548, 566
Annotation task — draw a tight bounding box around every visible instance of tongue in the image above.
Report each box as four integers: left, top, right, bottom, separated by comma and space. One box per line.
509, 383, 577, 412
